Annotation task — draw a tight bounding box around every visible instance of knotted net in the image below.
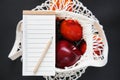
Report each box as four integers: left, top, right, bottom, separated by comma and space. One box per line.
8, 0, 108, 80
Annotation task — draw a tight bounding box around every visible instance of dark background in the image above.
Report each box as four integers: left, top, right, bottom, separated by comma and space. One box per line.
0, 0, 120, 80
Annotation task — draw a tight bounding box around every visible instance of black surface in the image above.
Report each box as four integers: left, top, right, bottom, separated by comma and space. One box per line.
0, 0, 120, 80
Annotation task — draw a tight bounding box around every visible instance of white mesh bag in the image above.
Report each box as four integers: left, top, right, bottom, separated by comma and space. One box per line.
8, 0, 108, 80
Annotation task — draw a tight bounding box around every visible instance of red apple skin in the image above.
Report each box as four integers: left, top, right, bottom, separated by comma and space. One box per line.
79, 40, 87, 55
60, 20, 83, 41
56, 40, 82, 69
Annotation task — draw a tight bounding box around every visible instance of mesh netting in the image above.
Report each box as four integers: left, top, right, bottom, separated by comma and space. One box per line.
31, 0, 107, 80
8, 0, 108, 80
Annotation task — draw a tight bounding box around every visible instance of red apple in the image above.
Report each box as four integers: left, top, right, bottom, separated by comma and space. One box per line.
56, 40, 82, 68
60, 20, 83, 41
79, 40, 87, 55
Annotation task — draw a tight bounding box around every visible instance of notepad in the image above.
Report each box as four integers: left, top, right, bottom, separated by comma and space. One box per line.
22, 11, 56, 76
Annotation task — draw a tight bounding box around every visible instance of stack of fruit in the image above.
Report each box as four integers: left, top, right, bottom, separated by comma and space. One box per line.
56, 18, 87, 69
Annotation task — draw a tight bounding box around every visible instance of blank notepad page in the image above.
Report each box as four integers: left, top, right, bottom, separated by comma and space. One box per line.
23, 12, 55, 76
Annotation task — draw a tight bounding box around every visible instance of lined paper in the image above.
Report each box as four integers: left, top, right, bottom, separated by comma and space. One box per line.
23, 13, 55, 76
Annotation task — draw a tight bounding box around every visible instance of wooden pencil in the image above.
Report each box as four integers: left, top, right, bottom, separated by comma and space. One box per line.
33, 37, 53, 74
